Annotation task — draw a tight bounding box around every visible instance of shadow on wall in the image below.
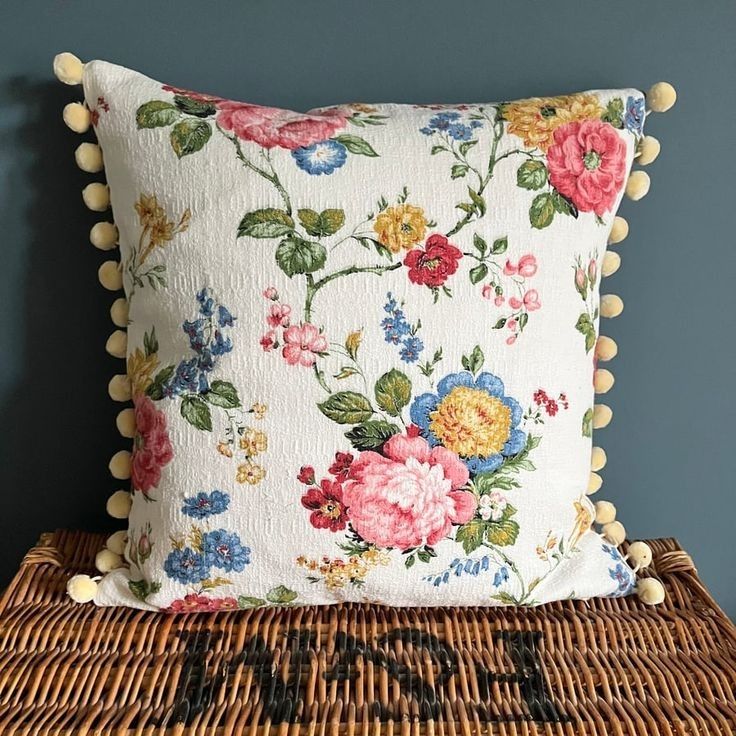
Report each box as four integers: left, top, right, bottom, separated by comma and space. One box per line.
0, 78, 119, 586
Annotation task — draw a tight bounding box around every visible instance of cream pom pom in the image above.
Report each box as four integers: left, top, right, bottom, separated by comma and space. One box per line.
66, 574, 98, 603
53, 52, 84, 85
587, 472, 603, 495
646, 82, 677, 113
75, 142, 104, 173
601, 252, 621, 278
602, 520, 626, 546
637, 135, 661, 165
109, 450, 132, 480
625, 171, 651, 201
594, 500, 617, 524
62, 102, 91, 133
595, 336, 618, 361
98, 260, 123, 291
593, 404, 613, 429
594, 369, 615, 394
90, 222, 118, 250
105, 330, 128, 359
116, 408, 137, 438
108, 374, 132, 402
82, 183, 110, 212
608, 216, 629, 245
110, 298, 129, 327
627, 541, 653, 570
591, 446, 607, 472
106, 490, 132, 519
600, 294, 624, 319
106, 530, 128, 556
637, 577, 666, 605
95, 548, 123, 574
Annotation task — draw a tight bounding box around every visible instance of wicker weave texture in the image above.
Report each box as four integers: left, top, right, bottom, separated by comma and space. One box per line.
0, 532, 733, 735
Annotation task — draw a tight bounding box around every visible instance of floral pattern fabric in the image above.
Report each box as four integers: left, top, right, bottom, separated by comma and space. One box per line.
83, 60, 643, 610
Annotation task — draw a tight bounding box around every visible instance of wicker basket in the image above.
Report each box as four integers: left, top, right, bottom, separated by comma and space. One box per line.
0, 531, 733, 735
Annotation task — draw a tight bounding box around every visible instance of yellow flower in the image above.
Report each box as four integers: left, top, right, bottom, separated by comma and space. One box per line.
373, 204, 427, 253
503, 94, 603, 151
345, 330, 362, 361
127, 347, 159, 397
134, 193, 191, 264
349, 103, 378, 113
217, 441, 233, 458
251, 403, 267, 420
239, 428, 268, 456
236, 461, 266, 485
134, 193, 164, 227
570, 501, 593, 548
362, 548, 391, 567
429, 385, 511, 458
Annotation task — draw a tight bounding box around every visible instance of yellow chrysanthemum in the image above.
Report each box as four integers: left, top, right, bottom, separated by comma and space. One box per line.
429, 385, 512, 458
239, 428, 268, 456
127, 347, 159, 397
503, 94, 604, 151
373, 204, 427, 253
250, 403, 267, 420
236, 461, 266, 485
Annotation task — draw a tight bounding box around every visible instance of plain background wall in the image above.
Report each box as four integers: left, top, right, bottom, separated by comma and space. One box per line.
0, 0, 734, 618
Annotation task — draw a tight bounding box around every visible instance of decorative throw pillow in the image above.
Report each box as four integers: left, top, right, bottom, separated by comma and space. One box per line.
54, 53, 674, 611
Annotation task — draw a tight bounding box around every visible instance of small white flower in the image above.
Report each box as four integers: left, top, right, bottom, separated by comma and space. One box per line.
478, 491, 507, 521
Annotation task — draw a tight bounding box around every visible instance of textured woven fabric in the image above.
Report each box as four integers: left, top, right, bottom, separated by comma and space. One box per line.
84, 60, 643, 611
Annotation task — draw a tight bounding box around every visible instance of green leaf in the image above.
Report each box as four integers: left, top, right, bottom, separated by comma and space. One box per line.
551, 190, 579, 218
128, 579, 161, 602
146, 365, 175, 400
333, 134, 378, 157
456, 519, 486, 554
582, 407, 593, 438
575, 313, 597, 353
472, 233, 487, 254
469, 263, 488, 285
451, 163, 469, 179
468, 187, 486, 215
529, 193, 555, 229
430, 144, 447, 155
136, 100, 180, 129
318, 391, 373, 424
143, 328, 159, 357
266, 585, 298, 605
169, 118, 212, 158
173, 94, 216, 118
275, 236, 327, 277
601, 97, 624, 128
490, 591, 519, 605
405, 554, 416, 568
516, 160, 548, 190
204, 380, 240, 409
485, 518, 520, 547
237, 208, 295, 239
238, 595, 266, 609
461, 345, 484, 376
344, 420, 399, 450
491, 236, 508, 255
297, 208, 345, 238
374, 369, 412, 417
180, 395, 213, 431
417, 549, 432, 563
458, 140, 477, 156
518, 312, 529, 331
492, 317, 506, 330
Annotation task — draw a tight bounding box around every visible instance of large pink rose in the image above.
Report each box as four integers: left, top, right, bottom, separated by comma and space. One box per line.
216, 102, 347, 150
132, 396, 174, 495
342, 434, 476, 550
547, 119, 627, 217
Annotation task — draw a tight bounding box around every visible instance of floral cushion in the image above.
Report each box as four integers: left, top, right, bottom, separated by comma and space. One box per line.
72, 59, 657, 610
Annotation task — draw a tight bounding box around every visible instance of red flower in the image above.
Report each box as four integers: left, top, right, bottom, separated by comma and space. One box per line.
547, 119, 627, 217
132, 396, 174, 495
404, 234, 463, 288
298, 466, 316, 485
165, 594, 239, 613
301, 479, 349, 532
328, 452, 354, 481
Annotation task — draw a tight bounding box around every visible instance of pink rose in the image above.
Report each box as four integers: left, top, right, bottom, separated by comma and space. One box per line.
503, 260, 517, 276
575, 268, 586, 289
508, 296, 522, 310
517, 254, 538, 278
132, 396, 174, 495
481, 284, 493, 300
342, 434, 476, 550
260, 330, 277, 351
547, 119, 628, 217
267, 303, 291, 328
282, 324, 328, 367
216, 102, 347, 150
523, 289, 541, 311
588, 259, 597, 283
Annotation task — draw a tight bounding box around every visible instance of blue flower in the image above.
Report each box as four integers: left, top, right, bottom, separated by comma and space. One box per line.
410, 371, 526, 474
292, 139, 347, 175
182, 490, 230, 519
602, 543, 622, 561
493, 567, 509, 587
217, 305, 235, 327
399, 336, 424, 363
423, 111, 461, 135
624, 95, 645, 136
211, 330, 233, 356
197, 288, 215, 317
447, 123, 473, 141
164, 547, 208, 584
166, 358, 200, 396
203, 529, 251, 573
609, 564, 634, 595
381, 293, 412, 345
183, 318, 207, 353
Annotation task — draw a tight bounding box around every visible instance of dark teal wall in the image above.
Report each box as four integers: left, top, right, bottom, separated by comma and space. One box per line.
0, 0, 734, 617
